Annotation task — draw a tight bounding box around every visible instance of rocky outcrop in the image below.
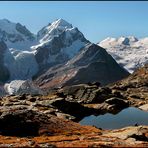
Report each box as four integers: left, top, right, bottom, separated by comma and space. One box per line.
0, 108, 97, 137
15, 23, 35, 41
51, 65, 147, 115
110, 64, 148, 107
139, 104, 148, 111
103, 126, 148, 142
57, 84, 129, 115
0, 94, 94, 121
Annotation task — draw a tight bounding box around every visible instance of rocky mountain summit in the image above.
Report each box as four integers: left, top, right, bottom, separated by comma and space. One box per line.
98, 36, 148, 73
34, 43, 129, 89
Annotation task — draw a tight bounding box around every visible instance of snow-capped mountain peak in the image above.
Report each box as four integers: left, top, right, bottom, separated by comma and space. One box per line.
99, 36, 140, 48
117, 36, 138, 45
37, 19, 73, 43
99, 37, 116, 44
0, 18, 36, 50
32, 19, 89, 68
127, 36, 138, 42
0, 18, 133, 95
50, 18, 72, 29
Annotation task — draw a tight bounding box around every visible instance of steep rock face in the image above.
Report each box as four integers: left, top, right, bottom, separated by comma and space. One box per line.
32, 19, 89, 69
34, 43, 129, 89
0, 41, 10, 82
98, 36, 148, 73
0, 19, 36, 50
110, 64, 148, 103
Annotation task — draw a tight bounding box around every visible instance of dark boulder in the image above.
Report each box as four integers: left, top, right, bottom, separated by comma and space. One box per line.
105, 97, 129, 109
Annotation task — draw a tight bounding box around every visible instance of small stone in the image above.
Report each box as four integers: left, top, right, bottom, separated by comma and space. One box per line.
28, 140, 35, 146
29, 97, 36, 102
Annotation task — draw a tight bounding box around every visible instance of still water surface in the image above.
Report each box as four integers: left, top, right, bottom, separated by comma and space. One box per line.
79, 107, 148, 129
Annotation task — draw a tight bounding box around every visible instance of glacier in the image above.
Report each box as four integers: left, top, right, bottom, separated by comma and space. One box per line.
98, 36, 148, 73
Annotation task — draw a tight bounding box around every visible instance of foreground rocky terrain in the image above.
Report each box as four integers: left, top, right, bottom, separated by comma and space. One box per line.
0, 94, 148, 147
0, 65, 147, 147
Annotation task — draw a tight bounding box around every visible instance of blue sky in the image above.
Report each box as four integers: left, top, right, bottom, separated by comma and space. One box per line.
0, 1, 148, 43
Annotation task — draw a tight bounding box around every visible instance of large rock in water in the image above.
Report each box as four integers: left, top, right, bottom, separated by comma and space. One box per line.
34, 43, 129, 89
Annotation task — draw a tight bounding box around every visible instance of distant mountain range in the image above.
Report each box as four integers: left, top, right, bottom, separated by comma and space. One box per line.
0, 18, 132, 95
98, 36, 148, 73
